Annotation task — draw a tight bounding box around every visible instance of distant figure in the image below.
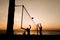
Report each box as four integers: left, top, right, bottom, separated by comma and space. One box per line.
22, 25, 31, 35
36, 24, 39, 35
39, 23, 42, 35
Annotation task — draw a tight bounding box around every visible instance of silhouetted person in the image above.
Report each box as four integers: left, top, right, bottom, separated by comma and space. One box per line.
36, 24, 39, 35
39, 23, 42, 35
22, 25, 31, 35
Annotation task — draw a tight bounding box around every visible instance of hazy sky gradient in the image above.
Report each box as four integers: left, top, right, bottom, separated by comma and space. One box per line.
0, 0, 60, 30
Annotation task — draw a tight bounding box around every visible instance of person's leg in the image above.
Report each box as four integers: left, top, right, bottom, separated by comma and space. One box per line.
40, 28, 42, 35
23, 31, 26, 35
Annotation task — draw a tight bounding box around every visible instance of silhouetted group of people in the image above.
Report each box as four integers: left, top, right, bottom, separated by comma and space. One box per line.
21, 23, 42, 35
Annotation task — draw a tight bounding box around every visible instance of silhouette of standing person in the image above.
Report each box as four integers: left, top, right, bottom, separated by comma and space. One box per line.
39, 23, 42, 35
36, 24, 39, 35
22, 25, 31, 35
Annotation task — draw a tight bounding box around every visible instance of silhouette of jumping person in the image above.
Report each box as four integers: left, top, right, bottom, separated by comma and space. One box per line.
22, 25, 31, 35
39, 23, 42, 35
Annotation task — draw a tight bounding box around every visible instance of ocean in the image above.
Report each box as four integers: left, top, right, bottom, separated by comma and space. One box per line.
14, 30, 60, 35
0, 30, 60, 35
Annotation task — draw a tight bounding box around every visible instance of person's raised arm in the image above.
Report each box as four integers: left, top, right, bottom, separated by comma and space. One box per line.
29, 25, 31, 29
40, 23, 42, 27
21, 27, 25, 30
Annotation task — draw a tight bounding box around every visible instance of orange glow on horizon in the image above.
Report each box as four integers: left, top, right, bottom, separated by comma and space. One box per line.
13, 24, 60, 30
0, 24, 60, 30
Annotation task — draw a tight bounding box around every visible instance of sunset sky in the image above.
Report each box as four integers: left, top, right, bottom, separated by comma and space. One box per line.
0, 0, 60, 30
